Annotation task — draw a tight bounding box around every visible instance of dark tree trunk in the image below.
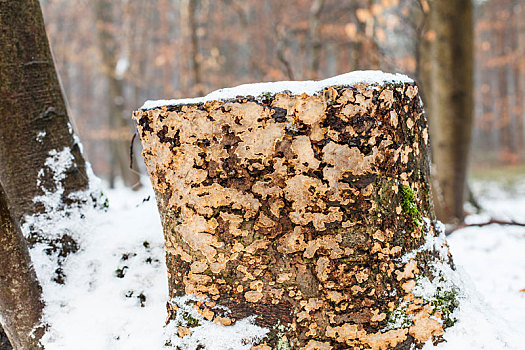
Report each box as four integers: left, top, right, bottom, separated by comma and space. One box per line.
134, 77, 458, 349
419, 0, 474, 224
0, 183, 44, 350
0, 0, 90, 223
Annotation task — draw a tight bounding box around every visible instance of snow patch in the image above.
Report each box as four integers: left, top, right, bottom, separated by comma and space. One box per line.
32, 147, 74, 214
140, 70, 413, 110
164, 295, 269, 350
36, 131, 46, 143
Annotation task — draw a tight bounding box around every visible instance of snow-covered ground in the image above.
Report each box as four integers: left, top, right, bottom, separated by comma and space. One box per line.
28, 178, 525, 349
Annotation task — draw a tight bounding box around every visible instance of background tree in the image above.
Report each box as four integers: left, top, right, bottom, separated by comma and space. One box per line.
94, 0, 142, 189
418, 0, 474, 224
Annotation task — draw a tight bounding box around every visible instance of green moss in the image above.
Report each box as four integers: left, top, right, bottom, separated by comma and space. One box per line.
261, 91, 275, 100
399, 185, 421, 225
431, 288, 459, 327
182, 311, 201, 328
276, 336, 291, 350
266, 322, 291, 350
115, 266, 128, 278
385, 305, 412, 329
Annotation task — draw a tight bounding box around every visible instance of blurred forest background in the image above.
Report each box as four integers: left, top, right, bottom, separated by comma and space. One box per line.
39, 0, 525, 187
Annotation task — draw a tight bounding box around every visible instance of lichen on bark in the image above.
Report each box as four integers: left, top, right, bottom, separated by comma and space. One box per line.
134, 79, 455, 349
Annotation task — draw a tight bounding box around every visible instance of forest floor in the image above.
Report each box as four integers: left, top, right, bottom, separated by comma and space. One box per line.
30, 176, 525, 350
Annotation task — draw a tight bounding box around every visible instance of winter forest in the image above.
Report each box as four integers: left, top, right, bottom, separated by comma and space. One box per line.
0, 0, 524, 349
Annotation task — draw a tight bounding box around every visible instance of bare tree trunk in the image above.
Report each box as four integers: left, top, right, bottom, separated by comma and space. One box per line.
134, 78, 458, 349
0, 0, 89, 222
422, 0, 474, 223
188, 0, 203, 96
95, 0, 142, 190
308, 0, 325, 79
0, 183, 44, 350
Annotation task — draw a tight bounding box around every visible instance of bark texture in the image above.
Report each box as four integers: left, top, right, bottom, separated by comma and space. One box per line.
0, 183, 44, 350
134, 80, 455, 349
0, 0, 89, 222
419, 0, 474, 224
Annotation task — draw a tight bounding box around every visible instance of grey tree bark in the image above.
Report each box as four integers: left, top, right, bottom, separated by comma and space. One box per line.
0, 182, 44, 350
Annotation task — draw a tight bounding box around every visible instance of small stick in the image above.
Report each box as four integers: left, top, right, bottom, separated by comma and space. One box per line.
447, 218, 525, 235
130, 132, 137, 169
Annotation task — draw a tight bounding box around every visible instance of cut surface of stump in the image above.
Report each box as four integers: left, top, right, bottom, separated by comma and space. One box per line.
133, 71, 458, 349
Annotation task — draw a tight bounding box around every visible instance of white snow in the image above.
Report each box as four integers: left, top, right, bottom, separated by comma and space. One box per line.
36, 131, 46, 142
164, 295, 268, 350
115, 57, 129, 79
23, 174, 525, 349
32, 147, 74, 215
140, 70, 413, 110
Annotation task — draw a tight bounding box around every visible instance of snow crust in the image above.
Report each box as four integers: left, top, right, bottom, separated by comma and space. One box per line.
140, 70, 413, 110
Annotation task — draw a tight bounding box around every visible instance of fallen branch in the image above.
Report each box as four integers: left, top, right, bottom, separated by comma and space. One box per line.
447, 219, 525, 235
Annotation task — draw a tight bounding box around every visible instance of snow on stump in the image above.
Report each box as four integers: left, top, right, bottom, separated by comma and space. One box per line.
133, 72, 458, 349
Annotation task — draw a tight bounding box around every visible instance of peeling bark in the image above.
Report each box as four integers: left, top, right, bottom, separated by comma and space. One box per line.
0, 183, 44, 350
134, 79, 456, 349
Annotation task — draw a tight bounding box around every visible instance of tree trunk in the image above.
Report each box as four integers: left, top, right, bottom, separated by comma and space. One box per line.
188, 0, 204, 96
420, 0, 474, 224
134, 75, 458, 349
0, 183, 44, 350
0, 0, 90, 222
94, 0, 142, 190
308, 0, 325, 80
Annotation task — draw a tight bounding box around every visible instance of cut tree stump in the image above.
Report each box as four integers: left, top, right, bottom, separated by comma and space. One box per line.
133, 72, 458, 349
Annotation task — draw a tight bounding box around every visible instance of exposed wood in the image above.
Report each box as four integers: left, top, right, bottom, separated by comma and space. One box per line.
134, 79, 457, 348
0, 183, 44, 350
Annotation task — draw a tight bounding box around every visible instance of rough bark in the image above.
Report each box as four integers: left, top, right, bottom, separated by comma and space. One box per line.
0, 183, 44, 350
0, 0, 90, 222
419, 0, 474, 224
134, 78, 457, 349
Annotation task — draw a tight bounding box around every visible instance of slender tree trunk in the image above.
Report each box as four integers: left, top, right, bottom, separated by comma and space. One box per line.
422, 0, 474, 223
0, 183, 44, 350
188, 0, 203, 96
134, 77, 458, 349
0, 0, 89, 222
308, 0, 325, 80
94, 0, 142, 190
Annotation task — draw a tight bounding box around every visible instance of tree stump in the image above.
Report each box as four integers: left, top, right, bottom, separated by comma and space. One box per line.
133, 72, 458, 349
